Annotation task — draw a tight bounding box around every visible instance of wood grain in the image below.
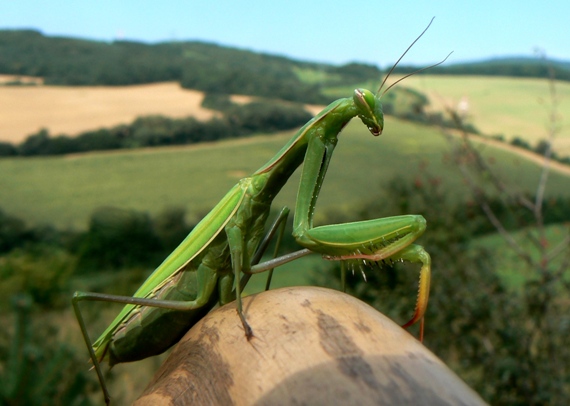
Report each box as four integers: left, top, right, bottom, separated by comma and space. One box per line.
134, 286, 487, 406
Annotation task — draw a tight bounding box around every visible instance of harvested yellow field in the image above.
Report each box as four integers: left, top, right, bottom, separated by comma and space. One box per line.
0, 82, 217, 143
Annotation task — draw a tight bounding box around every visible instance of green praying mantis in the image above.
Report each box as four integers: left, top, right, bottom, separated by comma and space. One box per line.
73, 20, 446, 405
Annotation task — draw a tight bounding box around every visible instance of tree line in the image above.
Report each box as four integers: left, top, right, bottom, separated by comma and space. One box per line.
0, 95, 313, 156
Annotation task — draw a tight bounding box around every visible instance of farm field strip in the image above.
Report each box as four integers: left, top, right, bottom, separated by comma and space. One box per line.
0, 82, 216, 143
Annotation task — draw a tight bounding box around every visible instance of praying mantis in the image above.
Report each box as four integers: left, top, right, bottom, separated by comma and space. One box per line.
73, 20, 444, 405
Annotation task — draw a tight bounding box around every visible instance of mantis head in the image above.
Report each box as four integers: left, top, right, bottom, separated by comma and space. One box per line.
354, 88, 384, 136
353, 18, 450, 139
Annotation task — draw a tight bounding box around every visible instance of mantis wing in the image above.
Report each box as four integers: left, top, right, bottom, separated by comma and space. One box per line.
92, 181, 249, 357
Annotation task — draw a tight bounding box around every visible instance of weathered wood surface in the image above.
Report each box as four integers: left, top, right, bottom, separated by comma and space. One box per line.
134, 286, 487, 406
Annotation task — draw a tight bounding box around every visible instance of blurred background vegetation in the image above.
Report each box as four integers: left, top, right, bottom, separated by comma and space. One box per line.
1, 30, 569, 405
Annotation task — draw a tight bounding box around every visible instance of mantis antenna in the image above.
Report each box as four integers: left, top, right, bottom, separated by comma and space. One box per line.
381, 52, 453, 97
376, 17, 451, 96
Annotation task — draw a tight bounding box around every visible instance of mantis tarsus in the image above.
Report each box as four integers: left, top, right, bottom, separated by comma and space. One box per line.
73, 19, 445, 405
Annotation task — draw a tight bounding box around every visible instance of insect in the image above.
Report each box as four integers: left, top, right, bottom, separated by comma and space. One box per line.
73, 19, 445, 405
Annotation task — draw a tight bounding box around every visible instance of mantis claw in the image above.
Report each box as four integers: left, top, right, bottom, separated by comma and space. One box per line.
239, 311, 254, 340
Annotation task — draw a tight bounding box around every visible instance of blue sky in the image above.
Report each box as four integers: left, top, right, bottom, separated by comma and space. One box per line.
2, 0, 569, 67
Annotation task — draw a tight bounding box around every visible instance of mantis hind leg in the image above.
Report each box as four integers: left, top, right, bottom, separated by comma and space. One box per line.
72, 270, 219, 405
71, 295, 111, 405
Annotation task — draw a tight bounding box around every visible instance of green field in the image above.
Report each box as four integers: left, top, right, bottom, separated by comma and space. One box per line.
389, 75, 570, 156
471, 223, 570, 291
2, 117, 570, 230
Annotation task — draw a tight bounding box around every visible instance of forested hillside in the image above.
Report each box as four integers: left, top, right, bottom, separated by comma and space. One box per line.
2, 29, 568, 104
0, 29, 381, 103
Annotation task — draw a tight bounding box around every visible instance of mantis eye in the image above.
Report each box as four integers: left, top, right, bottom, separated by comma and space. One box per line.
354, 89, 383, 136
353, 89, 376, 116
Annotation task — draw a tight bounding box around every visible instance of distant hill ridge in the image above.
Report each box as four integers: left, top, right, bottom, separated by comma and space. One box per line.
0, 29, 379, 104
1, 29, 569, 101
428, 56, 570, 81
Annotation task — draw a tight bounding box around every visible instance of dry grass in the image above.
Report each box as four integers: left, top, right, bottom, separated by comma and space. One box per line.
0, 82, 217, 143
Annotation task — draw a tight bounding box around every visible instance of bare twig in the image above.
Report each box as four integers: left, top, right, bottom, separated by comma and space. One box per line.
435, 49, 570, 403
439, 109, 534, 262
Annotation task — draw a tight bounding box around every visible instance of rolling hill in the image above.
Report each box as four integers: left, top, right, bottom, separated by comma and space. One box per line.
1, 118, 568, 230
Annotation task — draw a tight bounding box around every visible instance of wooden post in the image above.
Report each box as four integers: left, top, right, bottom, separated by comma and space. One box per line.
135, 286, 487, 405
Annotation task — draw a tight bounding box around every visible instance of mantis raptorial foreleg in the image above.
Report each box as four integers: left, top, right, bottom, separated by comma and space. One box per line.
392, 244, 431, 340
289, 115, 431, 331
